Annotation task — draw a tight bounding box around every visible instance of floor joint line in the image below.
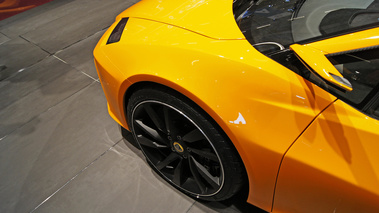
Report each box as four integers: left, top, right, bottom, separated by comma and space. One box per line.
30, 140, 121, 212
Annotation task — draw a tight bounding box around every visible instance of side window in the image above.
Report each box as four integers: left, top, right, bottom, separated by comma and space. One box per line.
373, 102, 379, 117
368, 94, 379, 118
326, 48, 379, 106
234, 0, 379, 56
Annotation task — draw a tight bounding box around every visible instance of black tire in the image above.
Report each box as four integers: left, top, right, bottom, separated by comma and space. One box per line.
127, 87, 245, 201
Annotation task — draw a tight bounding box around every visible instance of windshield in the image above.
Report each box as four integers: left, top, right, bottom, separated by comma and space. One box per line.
234, 0, 379, 55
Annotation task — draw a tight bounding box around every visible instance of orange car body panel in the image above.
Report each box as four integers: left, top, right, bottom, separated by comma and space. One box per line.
271, 28, 379, 212
274, 100, 379, 213
309, 28, 379, 54
94, 17, 336, 210
94, 0, 379, 212
116, 0, 245, 40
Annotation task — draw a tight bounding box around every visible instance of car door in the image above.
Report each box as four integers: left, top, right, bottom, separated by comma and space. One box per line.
272, 26, 379, 213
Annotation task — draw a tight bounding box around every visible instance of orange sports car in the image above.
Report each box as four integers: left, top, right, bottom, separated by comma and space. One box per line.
94, 0, 379, 212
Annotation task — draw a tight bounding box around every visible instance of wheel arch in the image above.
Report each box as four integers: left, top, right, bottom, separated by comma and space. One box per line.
123, 77, 249, 194
123, 78, 236, 143
123, 76, 224, 135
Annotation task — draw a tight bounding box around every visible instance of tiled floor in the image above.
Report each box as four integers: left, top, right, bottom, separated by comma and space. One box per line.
0, 0, 266, 212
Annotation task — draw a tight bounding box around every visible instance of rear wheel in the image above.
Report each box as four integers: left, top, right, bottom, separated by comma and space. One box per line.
127, 88, 245, 201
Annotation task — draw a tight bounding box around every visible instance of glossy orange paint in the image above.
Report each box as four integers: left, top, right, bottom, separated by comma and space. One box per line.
271, 28, 379, 213
290, 44, 353, 91
94, 0, 379, 212
94, 16, 336, 210
274, 99, 379, 213
116, 0, 245, 40
308, 28, 379, 54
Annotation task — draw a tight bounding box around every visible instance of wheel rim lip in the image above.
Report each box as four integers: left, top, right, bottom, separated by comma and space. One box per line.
130, 100, 225, 197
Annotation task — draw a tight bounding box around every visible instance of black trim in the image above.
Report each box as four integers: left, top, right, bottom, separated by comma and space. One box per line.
327, 45, 379, 57
107, 18, 129, 45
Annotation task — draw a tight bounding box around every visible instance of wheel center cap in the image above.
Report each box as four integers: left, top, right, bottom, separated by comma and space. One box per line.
173, 142, 184, 153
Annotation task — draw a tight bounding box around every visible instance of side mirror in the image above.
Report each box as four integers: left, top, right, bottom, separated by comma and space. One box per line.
290, 44, 353, 91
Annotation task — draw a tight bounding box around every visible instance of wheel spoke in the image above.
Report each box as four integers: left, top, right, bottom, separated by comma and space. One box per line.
188, 148, 218, 162
182, 129, 204, 143
132, 100, 225, 196
191, 155, 220, 189
144, 104, 166, 133
156, 152, 180, 170
137, 135, 168, 148
173, 159, 184, 186
163, 107, 174, 135
189, 156, 206, 194
135, 119, 165, 143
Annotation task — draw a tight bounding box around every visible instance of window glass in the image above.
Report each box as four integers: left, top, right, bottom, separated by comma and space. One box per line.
326, 48, 379, 105
234, 0, 379, 55
372, 101, 379, 117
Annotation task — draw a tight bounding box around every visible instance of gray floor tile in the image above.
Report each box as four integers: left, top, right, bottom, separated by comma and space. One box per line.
187, 203, 220, 213
0, 37, 49, 81
0, 59, 93, 138
55, 29, 106, 79
0, 56, 76, 109
21, 0, 140, 54
0, 83, 121, 213
0, 32, 10, 45
33, 139, 195, 213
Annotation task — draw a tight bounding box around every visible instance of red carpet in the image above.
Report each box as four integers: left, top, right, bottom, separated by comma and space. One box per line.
0, 0, 54, 21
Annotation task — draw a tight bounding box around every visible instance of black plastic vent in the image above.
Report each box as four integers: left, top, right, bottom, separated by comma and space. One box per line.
107, 17, 129, 44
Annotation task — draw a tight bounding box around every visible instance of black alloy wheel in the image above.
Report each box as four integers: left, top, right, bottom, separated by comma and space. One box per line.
127, 88, 245, 201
